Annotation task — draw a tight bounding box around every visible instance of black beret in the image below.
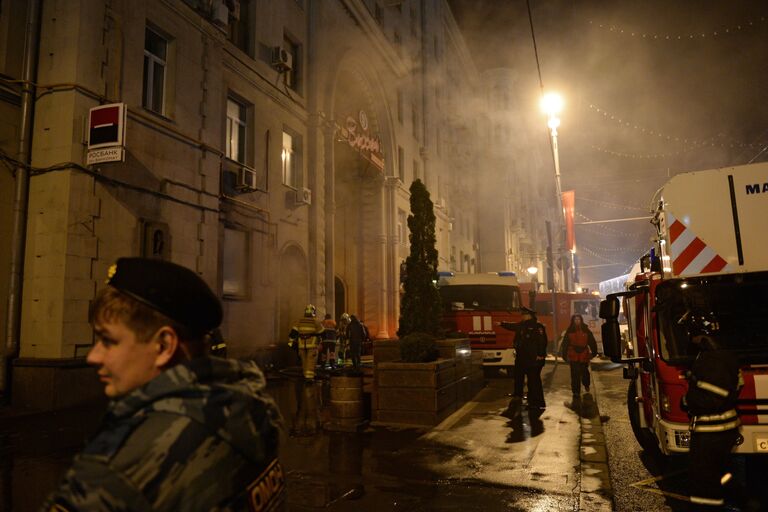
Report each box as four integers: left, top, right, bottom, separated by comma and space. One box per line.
107, 257, 222, 334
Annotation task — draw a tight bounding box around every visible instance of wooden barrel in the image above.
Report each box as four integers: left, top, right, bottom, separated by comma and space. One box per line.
329, 375, 364, 425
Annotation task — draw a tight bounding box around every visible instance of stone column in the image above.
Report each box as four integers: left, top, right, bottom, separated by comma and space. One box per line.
323, 121, 336, 316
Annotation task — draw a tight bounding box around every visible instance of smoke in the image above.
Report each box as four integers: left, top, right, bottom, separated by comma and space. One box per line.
448, 0, 768, 286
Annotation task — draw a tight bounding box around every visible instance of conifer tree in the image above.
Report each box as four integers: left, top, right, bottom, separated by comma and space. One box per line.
398, 179, 441, 337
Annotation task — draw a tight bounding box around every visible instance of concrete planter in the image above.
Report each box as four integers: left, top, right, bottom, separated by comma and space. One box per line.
372, 338, 484, 427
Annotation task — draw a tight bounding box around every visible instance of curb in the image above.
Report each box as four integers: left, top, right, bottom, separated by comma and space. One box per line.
578, 384, 614, 510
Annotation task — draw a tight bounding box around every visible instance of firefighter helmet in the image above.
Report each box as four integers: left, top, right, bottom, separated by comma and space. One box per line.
685, 310, 720, 336
304, 304, 317, 318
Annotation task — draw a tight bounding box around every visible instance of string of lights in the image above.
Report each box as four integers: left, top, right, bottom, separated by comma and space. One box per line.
578, 195, 651, 212
578, 244, 625, 265
579, 242, 647, 254
589, 144, 697, 160
587, 103, 765, 149
587, 16, 767, 40
575, 211, 651, 239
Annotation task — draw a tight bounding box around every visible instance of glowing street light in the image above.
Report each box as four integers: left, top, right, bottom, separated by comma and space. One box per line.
540, 91, 571, 299
527, 266, 539, 275
540, 91, 565, 221
540, 92, 564, 117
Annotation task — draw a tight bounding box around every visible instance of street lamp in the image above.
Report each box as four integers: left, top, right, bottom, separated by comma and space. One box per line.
539, 92, 564, 211
540, 92, 570, 292
527, 265, 539, 276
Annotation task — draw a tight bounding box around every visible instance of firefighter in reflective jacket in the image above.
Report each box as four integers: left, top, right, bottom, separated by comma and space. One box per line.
681, 311, 743, 509
289, 305, 324, 380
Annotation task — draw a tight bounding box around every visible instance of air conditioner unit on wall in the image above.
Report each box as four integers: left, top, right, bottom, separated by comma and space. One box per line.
210, 0, 229, 28
237, 167, 257, 191
295, 187, 311, 206
272, 46, 293, 72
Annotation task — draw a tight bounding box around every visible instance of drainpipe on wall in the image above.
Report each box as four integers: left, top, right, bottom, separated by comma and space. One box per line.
1, 0, 42, 403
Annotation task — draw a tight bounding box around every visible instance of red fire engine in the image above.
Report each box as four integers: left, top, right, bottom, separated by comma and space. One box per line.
437, 272, 522, 373
600, 162, 768, 455
519, 284, 603, 351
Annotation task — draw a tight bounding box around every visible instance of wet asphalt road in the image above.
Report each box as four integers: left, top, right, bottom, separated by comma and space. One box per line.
593, 364, 768, 512
273, 361, 588, 511
1, 361, 594, 512
12, 361, 767, 511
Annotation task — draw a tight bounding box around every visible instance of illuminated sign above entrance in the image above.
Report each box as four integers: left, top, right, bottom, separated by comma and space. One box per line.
336, 110, 384, 171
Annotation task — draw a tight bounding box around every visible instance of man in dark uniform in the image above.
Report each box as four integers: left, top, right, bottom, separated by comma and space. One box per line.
500, 307, 549, 412
42, 257, 284, 511
681, 311, 742, 510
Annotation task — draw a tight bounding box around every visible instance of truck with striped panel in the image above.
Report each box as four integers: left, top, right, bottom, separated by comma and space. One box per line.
600, 162, 768, 455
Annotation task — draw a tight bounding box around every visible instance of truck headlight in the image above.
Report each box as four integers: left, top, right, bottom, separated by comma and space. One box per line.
660, 392, 671, 412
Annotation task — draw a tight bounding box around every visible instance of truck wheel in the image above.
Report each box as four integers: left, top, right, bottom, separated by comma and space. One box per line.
627, 380, 662, 456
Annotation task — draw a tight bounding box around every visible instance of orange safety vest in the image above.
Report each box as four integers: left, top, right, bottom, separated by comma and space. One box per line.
566, 330, 591, 363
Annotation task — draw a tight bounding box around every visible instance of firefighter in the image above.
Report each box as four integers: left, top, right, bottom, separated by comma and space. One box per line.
681, 311, 743, 510
500, 307, 548, 413
337, 312, 351, 367
290, 304, 324, 380
320, 313, 338, 368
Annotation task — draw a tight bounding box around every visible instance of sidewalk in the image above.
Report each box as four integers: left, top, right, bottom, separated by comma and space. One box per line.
277, 359, 615, 511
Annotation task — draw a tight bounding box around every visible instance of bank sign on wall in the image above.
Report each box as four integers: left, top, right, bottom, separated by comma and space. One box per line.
86, 103, 127, 165
336, 110, 384, 171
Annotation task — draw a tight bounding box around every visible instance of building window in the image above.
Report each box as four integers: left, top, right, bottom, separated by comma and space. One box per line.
282, 130, 301, 188
223, 228, 248, 297
374, 3, 383, 24
397, 146, 405, 181
397, 209, 407, 245
411, 102, 419, 139
283, 35, 300, 92
143, 27, 167, 114
228, 0, 251, 54
397, 89, 404, 123
413, 159, 419, 182
410, 6, 417, 37
226, 97, 247, 164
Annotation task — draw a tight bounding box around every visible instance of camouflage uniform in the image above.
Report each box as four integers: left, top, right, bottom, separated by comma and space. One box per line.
42, 357, 284, 511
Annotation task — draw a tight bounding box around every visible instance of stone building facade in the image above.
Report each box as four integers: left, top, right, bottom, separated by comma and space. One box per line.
0, 0, 555, 408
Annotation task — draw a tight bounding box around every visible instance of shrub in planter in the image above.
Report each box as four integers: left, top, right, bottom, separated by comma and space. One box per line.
398, 179, 441, 337
399, 332, 438, 363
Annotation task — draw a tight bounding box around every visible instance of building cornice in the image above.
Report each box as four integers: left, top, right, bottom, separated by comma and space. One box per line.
337, 0, 409, 77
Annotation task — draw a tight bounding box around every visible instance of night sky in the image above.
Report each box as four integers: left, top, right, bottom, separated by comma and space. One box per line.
448, 0, 768, 288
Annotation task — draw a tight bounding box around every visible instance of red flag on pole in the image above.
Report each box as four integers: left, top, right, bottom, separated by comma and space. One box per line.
562, 190, 575, 251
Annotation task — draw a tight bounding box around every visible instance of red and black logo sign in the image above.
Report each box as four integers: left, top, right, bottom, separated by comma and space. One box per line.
88, 104, 125, 149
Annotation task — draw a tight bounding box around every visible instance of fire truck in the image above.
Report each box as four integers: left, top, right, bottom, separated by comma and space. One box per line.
519, 286, 603, 350
437, 272, 523, 373
600, 162, 768, 456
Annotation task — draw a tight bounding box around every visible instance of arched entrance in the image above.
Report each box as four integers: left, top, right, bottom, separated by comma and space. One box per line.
334, 276, 346, 321
331, 65, 387, 336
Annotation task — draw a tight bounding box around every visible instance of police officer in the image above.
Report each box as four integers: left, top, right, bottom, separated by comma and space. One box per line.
500, 307, 549, 413
42, 257, 284, 511
681, 311, 742, 510
289, 304, 324, 380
